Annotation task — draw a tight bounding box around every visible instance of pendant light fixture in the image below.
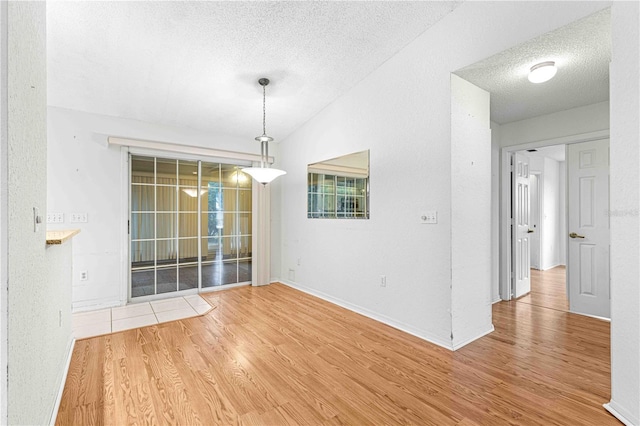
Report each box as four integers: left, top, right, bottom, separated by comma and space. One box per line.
242, 78, 286, 185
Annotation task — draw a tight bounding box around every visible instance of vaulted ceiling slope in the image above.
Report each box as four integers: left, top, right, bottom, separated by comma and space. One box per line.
47, 1, 460, 141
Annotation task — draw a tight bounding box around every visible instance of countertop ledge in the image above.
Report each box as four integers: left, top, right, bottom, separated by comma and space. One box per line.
46, 229, 80, 245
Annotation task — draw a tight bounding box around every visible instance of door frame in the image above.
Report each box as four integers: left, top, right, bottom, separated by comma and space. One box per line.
499, 129, 609, 301
120, 146, 256, 304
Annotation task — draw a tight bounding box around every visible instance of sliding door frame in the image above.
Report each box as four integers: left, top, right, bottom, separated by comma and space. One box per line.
121, 146, 254, 303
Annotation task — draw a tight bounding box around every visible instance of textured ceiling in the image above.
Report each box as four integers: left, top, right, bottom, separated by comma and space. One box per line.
47, 1, 460, 142
455, 8, 610, 125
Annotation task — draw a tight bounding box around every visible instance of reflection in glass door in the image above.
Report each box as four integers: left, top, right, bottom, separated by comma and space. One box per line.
130, 155, 252, 299
200, 162, 252, 288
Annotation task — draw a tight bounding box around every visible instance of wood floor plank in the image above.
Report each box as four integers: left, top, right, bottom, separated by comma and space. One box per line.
57, 282, 618, 425
518, 266, 569, 311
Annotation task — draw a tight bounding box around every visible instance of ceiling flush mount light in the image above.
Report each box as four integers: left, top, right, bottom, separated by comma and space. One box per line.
242, 78, 286, 185
528, 61, 557, 84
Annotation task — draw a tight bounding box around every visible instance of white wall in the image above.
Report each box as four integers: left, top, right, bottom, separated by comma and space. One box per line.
500, 101, 609, 148
269, 147, 282, 283
607, 2, 640, 424
6, 3, 73, 425
450, 75, 493, 348
277, 2, 610, 349
490, 122, 500, 302
47, 107, 261, 310
0, 1, 7, 420
528, 155, 544, 173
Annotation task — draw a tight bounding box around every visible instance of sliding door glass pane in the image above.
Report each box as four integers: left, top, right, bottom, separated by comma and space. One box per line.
157, 266, 177, 294
179, 264, 198, 291
221, 260, 238, 285
179, 213, 198, 237
131, 269, 154, 297
202, 236, 221, 261
202, 163, 220, 185
237, 170, 251, 189
157, 187, 176, 211
131, 213, 154, 240
131, 241, 154, 265
238, 190, 252, 212
156, 213, 176, 238
131, 157, 155, 183
131, 186, 155, 211
179, 238, 198, 263
157, 239, 176, 266
238, 259, 252, 283
156, 159, 176, 183
131, 156, 252, 298
179, 160, 198, 184
201, 262, 221, 288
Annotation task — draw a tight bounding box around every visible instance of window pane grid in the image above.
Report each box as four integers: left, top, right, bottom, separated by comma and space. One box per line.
131, 156, 252, 298
308, 172, 368, 219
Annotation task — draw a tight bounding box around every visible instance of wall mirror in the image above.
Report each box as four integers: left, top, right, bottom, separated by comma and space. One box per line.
307, 150, 369, 219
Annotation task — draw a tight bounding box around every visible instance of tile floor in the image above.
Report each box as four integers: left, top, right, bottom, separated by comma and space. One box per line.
72, 294, 213, 339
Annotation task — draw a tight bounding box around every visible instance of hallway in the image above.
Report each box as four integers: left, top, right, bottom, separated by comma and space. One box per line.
517, 266, 569, 312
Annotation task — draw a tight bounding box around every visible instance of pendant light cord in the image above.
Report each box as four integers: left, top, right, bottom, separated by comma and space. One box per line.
262, 84, 267, 136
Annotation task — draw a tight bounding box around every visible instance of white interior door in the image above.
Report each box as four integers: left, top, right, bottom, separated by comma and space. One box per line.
529, 173, 541, 270
512, 153, 531, 298
567, 139, 610, 318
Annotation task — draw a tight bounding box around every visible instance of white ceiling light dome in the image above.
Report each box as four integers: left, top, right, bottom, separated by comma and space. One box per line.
528, 61, 557, 83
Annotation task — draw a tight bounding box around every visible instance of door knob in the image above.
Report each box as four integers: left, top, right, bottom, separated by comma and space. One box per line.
569, 232, 585, 239
527, 229, 534, 233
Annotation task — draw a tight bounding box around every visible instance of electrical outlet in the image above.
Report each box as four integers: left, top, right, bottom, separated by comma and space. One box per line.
80, 271, 88, 281
70, 213, 88, 223
420, 211, 438, 224
380, 275, 386, 287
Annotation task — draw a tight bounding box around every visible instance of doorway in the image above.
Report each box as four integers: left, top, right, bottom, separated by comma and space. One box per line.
514, 146, 567, 311
129, 154, 253, 301
504, 137, 610, 319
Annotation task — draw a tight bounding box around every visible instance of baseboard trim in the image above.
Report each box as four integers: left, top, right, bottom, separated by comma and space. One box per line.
541, 263, 565, 271
50, 337, 75, 426
73, 300, 123, 313
452, 324, 495, 351
279, 280, 453, 351
604, 401, 638, 426
569, 310, 611, 322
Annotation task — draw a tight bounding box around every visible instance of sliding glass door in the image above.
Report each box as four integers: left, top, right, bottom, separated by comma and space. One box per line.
130, 155, 252, 299
200, 163, 252, 288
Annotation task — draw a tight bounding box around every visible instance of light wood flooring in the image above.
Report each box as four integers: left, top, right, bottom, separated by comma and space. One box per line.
57, 282, 615, 425
518, 266, 569, 312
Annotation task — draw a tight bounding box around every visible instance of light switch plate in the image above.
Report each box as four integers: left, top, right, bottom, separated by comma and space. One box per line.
47, 213, 64, 223
70, 213, 88, 223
